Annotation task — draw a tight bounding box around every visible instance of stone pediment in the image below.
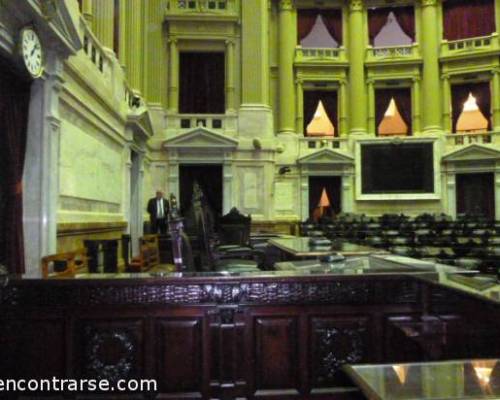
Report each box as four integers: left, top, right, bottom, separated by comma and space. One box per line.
442, 144, 500, 163
298, 148, 354, 165
164, 127, 238, 149
127, 108, 154, 140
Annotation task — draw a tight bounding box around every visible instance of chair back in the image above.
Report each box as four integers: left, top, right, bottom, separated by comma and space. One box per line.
219, 208, 251, 246
139, 235, 161, 268
41, 249, 88, 278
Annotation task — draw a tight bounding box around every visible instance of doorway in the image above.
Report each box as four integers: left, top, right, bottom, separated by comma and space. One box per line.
179, 164, 223, 221
308, 176, 341, 221
456, 173, 495, 219
129, 150, 141, 255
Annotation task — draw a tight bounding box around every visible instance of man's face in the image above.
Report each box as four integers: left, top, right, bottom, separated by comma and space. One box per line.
156, 191, 163, 199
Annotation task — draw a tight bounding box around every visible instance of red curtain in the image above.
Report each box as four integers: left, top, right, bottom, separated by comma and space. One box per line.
443, 0, 495, 41
0, 65, 31, 274
374, 89, 393, 135
298, 9, 343, 45
368, 8, 389, 45
392, 89, 413, 135
321, 91, 339, 137
375, 88, 412, 135
303, 90, 339, 136
179, 52, 225, 114
451, 82, 492, 132
393, 7, 415, 41
297, 9, 318, 43
322, 9, 343, 45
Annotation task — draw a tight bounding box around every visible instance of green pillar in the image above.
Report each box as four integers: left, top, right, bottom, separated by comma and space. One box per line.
124, 1, 144, 92
278, 0, 296, 134
241, 0, 269, 105
168, 39, 179, 113
348, 0, 367, 135
420, 0, 442, 133
82, 0, 93, 25
92, 0, 114, 49
492, 69, 500, 131
145, 0, 167, 107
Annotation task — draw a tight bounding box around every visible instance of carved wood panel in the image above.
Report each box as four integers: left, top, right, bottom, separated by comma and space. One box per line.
310, 316, 370, 387
76, 319, 145, 384
0, 318, 65, 379
156, 317, 204, 395
254, 316, 300, 391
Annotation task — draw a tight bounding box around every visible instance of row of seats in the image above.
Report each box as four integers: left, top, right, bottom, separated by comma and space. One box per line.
301, 213, 500, 271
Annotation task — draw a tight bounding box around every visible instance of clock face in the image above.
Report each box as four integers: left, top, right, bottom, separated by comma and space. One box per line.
21, 28, 43, 78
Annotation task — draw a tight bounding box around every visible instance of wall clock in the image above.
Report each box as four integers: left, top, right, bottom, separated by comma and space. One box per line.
20, 26, 44, 78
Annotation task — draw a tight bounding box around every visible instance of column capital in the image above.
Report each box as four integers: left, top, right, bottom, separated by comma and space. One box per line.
225, 38, 235, 46
168, 38, 178, 45
420, 0, 438, 7
349, 0, 363, 12
279, 0, 294, 11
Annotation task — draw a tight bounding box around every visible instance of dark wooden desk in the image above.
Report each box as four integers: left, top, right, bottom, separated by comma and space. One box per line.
0, 259, 499, 399
344, 359, 500, 400
269, 237, 387, 258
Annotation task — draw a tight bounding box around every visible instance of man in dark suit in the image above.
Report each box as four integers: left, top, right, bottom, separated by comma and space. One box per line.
147, 190, 170, 234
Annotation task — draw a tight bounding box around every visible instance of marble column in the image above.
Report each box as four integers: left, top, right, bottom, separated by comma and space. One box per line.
225, 39, 236, 112
295, 79, 303, 133
367, 79, 375, 134
412, 77, 422, 134
125, 1, 143, 92
278, 0, 296, 134
348, 0, 367, 135
168, 39, 179, 113
442, 74, 451, 132
92, 0, 114, 49
420, 0, 442, 133
23, 51, 63, 277
241, 0, 269, 105
491, 69, 500, 131
145, 0, 167, 106
339, 80, 348, 135
82, 0, 93, 25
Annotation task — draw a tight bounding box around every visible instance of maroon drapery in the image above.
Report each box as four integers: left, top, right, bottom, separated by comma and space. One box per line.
368, 8, 389, 45
0, 65, 31, 274
297, 9, 343, 45
443, 0, 495, 41
297, 9, 318, 43
303, 90, 339, 136
179, 52, 225, 114
392, 89, 412, 135
321, 9, 343, 45
451, 82, 492, 132
393, 7, 415, 41
374, 89, 393, 135
375, 88, 412, 135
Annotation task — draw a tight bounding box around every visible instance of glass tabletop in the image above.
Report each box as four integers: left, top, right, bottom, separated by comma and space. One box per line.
344, 359, 500, 399
269, 237, 385, 256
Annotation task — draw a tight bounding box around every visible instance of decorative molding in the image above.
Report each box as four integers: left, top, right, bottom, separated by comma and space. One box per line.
348, 0, 363, 12
59, 196, 121, 213
0, 278, 421, 307
83, 325, 138, 382
420, 0, 437, 6
279, 0, 294, 11
313, 324, 366, 384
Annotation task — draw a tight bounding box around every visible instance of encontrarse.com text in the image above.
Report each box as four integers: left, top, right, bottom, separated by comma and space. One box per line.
0, 378, 157, 392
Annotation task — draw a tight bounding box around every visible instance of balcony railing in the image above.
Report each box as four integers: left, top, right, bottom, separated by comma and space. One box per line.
445, 131, 500, 146
166, 0, 238, 15
294, 46, 347, 64
299, 137, 348, 155
81, 23, 110, 75
365, 44, 420, 62
441, 33, 499, 56
166, 114, 238, 135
